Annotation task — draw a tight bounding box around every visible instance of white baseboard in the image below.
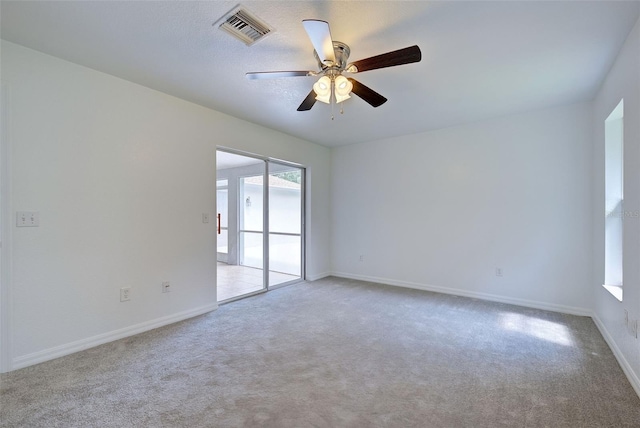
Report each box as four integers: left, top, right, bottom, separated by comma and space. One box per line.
330, 272, 592, 317
12, 303, 218, 371
306, 272, 331, 281
592, 314, 640, 399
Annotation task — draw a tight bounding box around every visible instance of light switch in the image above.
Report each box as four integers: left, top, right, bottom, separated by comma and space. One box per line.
16, 211, 39, 227
202, 213, 210, 223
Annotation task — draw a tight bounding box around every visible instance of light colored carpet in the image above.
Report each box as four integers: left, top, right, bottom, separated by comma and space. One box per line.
1, 277, 639, 427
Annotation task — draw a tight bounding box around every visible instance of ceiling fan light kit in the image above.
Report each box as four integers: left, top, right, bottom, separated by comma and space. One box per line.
312, 76, 332, 104
311, 74, 353, 105
246, 19, 421, 113
334, 75, 353, 103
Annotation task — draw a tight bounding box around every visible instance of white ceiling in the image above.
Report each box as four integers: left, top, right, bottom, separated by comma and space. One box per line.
2, 1, 639, 147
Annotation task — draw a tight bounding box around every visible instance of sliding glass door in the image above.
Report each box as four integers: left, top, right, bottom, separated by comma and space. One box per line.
216, 149, 304, 302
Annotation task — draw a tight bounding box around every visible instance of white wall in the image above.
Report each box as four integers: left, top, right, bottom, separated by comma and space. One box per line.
592, 17, 640, 395
0, 41, 330, 371
331, 102, 593, 315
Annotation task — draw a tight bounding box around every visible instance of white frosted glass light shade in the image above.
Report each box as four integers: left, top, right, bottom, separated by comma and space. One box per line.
334, 75, 352, 103
313, 76, 332, 104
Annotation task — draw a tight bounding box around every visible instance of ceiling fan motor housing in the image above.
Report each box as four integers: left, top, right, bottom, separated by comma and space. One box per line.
314, 41, 351, 74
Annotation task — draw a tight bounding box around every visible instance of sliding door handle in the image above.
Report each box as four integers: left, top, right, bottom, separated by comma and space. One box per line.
217, 213, 221, 234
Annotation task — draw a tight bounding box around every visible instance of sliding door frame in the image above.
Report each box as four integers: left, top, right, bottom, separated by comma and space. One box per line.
216, 147, 305, 302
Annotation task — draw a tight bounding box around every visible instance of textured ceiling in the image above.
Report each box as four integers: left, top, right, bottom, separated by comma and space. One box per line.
2, 1, 639, 147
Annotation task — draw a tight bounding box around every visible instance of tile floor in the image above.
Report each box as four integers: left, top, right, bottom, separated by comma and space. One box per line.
217, 262, 299, 302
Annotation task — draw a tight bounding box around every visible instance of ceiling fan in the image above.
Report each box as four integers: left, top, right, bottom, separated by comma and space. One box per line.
246, 20, 422, 111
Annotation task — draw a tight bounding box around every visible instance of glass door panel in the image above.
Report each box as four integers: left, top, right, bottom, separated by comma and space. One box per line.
216, 180, 228, 261
268, 164, 303, 287
239, 231, 263, 273
216, 150, 266, 302
239, 174, 264, 270
269, 234, 301, 274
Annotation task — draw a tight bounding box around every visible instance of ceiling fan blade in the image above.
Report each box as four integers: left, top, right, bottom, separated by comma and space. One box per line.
348, 78, 387, 108
297, 89, 317, 111
347, 45, 421, 73
246, 71, 316, 80
302, 19, 336, 65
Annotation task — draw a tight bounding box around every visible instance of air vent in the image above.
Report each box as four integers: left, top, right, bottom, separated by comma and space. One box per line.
216, 5, 273, 46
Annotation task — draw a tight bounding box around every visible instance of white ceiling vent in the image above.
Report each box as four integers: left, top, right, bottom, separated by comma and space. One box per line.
216, 5, 274, 46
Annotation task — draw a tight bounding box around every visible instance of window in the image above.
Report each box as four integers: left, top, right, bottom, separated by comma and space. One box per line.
603, 99, 623, 301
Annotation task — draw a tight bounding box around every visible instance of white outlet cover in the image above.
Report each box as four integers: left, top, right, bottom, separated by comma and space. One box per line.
120, 287, 131, 302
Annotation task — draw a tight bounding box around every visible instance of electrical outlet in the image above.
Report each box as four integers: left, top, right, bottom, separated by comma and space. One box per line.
496, 267, 503, 277
162, 281, 171, 293
120, 287, 131, 302
358, 255, 364, 262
